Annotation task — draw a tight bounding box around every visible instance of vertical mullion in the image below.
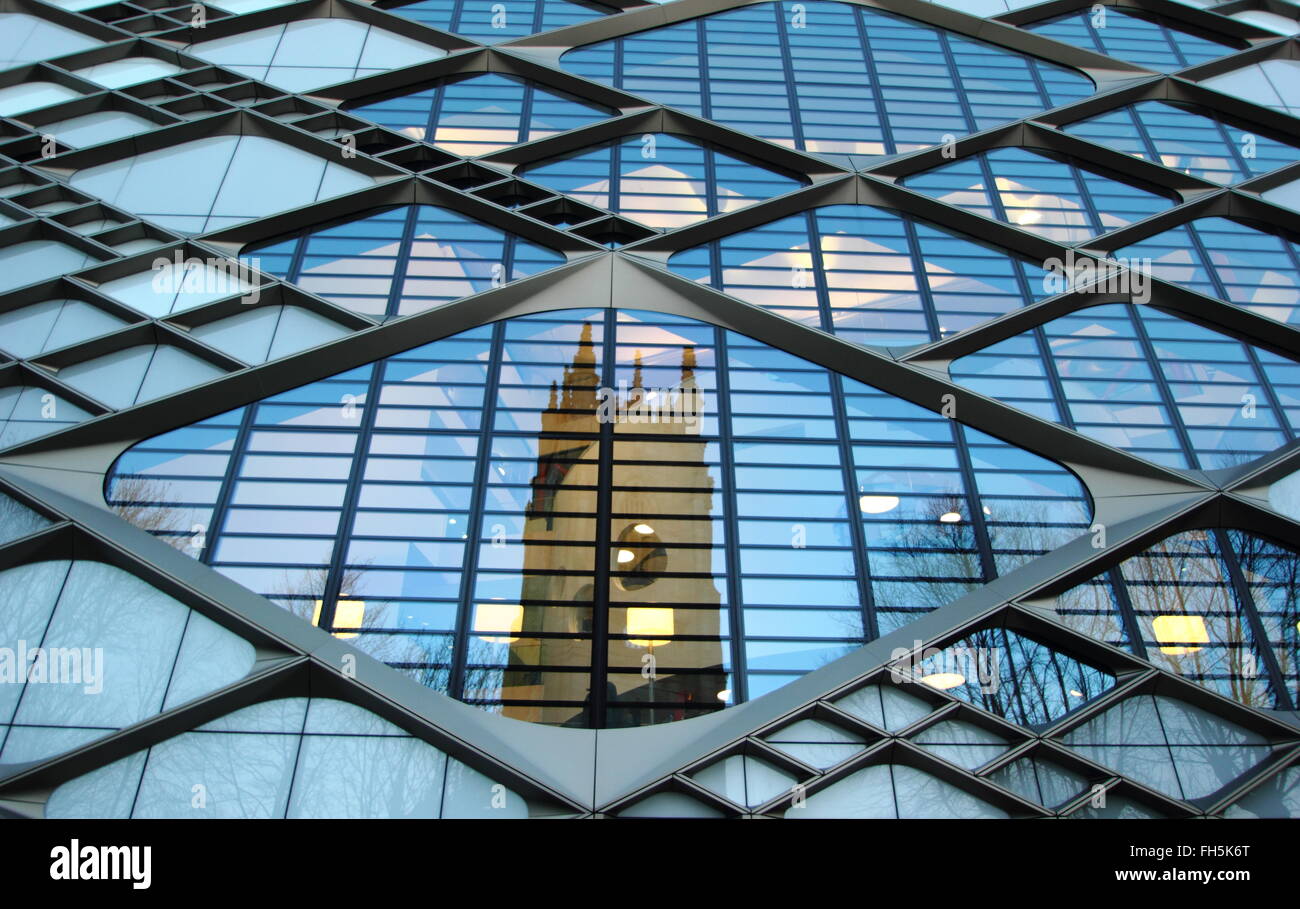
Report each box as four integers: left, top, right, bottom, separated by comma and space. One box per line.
771, 3, 806, 152
1127, 306, 1201, 467
807, 210, 880, 641
712, 321, 748, 705
851, 7, 896, 156
316, 364, 385, 633
1213, 528, 1296, 710
590, 309, 617, 727
449, 320, 508, 703
200, 403, 257, 567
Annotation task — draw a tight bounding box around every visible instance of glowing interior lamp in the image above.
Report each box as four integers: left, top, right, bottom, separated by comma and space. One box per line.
920, 672, 965, 690
627, 606, 674, 648
1069, 689, 1084, 698
616, 549, 636, 564
717, 689, 732, 702
859, 494, 900, 514
474, 602, 525, 644
939, 511, 962, 524
1152, 614, 1210, 655
312, 599, 365, 639
633, 523, 655, 535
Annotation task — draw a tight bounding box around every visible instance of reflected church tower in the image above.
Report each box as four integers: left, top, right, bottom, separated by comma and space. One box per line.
501, 323, 726, 725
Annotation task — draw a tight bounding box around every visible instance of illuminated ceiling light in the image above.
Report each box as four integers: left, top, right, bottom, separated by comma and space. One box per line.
633, 523, 655, 535
859, 494, 900, 514
717, 689, 732, 702
982, 506, 992, 515
939, 511, 962, 523
920, 672, 965, 690
312, 599, 365, 639
1152, 614, 1210, 655
474, 602, 524, 644
1069, 689, 1084, 698
616, 548, 636, 564
627, 607, 673, 647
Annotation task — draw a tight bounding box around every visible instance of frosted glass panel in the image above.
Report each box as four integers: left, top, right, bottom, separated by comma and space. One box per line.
98, 261, 254, 317
789, 763, 894, 818
185, 19, 444, 92
1223, 766, 1300, 818
0, 560, 253, 765
40, 110, 154, 149
0, 298, 127, 358
912, 719, 1009, 769
287, 735, 446, 817
60, 344, 225, 409
134, 730, 299, 818
0, 386, 92, 448
692, 753, 797, 808
0, 241, 96, 292
192, 305, 348, 365
441, 757, 528, 818
0, 490, 50, 545
0, 13, 100, 68
894, 764, 1008, 818
0, 81, 80, 116
70, 135, 376, 234
620, 791, 723, 817
73, 57, 184, 88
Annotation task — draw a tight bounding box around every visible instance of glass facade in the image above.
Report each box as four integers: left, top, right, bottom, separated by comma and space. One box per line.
669, 203, 1049, 347
560, 0, 1093, 155
951, 303, 1300, 469
1, 0, 1298, 820
105, 308, 1091, 726
346, 73, 615, 157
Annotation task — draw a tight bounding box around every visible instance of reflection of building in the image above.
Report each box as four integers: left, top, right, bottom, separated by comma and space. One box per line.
499, 324, 725, 725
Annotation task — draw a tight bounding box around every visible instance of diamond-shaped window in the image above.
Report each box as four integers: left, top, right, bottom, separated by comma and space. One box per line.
902, 147, 1175, 243
1117, 217, 1300, 328
183, 18, 446, 93
951, 302, 1300, 471
668, 203, 1052, 348
1054, 528, 1299, 710
68, 134, 379, 235
1060, 694, 1272, 801
560, 0, 1092, 156
905, 625, 1116, 726
517, 133, 805, 230
346, 73, 615, 158
380, 0, 613, 45
0, 559, 254, 766
105, 308, 1091, 727
242, 203, 568, 320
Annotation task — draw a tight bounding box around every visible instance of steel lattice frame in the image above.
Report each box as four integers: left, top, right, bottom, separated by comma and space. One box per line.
0, 0, 1298, 818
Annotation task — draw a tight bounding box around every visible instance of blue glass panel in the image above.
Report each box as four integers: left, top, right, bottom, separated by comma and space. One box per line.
518, 133, 805, 229
242, 203, 567, 320
952, 303, 1300, 470
106, 308, 1091, 727
668, 203, 1050, 347
1056, 529, 1297, 710
560, 0, 1092, 156
1064, 101, 1300, 185
383, 0, 611, 44
904, 147, 1172, 243
1025, 8, 1237, 74
1118, 217, 1300, 329
347, 73, 614, 157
